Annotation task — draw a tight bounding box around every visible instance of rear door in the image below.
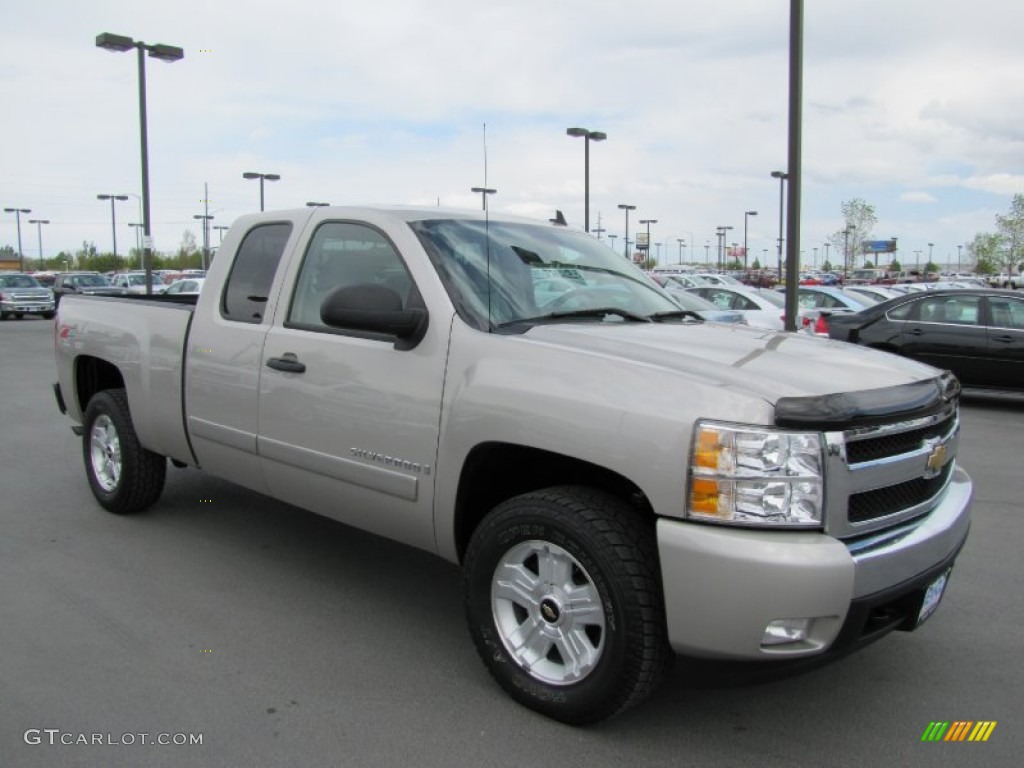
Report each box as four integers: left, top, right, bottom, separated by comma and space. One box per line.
256, 219, 447, 553
984, 294, 1024, 390
185, 217, 302, 495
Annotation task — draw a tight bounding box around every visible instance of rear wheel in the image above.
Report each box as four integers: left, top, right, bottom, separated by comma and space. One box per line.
463, 486, 671, 724
83, 388, 166, 514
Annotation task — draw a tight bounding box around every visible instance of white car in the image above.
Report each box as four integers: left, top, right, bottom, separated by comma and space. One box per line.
684, 285, 786, 329
111, 272, 166, 295
163, 277, 206, 296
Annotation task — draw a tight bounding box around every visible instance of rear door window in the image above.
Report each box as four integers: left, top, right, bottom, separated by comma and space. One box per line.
220, 223, 292, 324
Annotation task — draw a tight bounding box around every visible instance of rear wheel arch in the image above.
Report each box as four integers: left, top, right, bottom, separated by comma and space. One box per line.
74, 356, 125, 415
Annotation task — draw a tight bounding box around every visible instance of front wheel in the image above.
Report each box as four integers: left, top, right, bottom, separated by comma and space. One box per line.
83, 388, 166, 514
463, 487, 671, 724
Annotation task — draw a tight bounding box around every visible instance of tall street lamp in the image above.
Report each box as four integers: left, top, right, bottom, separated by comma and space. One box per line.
843, 226, 853, 276
639, 218, 657, 263
566, 127, 607, 233
214, 225, 229, 244
617, 204, 636, 260
470, 186, 497, 211
28, 218, 49, 269
677, 238, 685, 264
96, 32, 185, 294
243, 172, 281, 212
305, 201, 330, 207
770, 171, 788, 280
607, 234, 618, 252
98, 194, 129, 271
928, 242, 934, 269
4, 207, 30, 271
716, 225, 733, 271
193, 214, 213, 269
743, 210, 758, 271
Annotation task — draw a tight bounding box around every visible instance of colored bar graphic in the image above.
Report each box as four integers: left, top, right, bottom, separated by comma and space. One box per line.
921, 721, 996, 742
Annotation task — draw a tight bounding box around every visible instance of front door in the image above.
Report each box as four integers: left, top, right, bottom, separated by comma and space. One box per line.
257, 220, 447, 553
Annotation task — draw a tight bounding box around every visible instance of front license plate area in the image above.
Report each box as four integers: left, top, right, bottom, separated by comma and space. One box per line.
917, 568, 951, 626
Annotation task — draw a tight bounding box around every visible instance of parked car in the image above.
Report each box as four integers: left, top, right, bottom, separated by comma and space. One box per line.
684, 285, 786, 329
663, 288, 746, 324
786, 285, 874, 336
53, 272, 127, 306
648, 273, 709, 290
163, 277, 206, 296
110, 272, 167, 295
0, 272, 55, 319
840, 285, 903, 305
827, 289, 1024, 392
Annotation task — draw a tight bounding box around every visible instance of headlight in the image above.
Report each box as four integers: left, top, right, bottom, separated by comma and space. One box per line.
687, 421, 824, 527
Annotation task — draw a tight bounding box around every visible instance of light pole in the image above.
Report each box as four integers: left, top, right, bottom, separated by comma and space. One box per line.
618, 204, 636, 260
928, 242, 934, 270
770, 171, 788, 280
243, 172, 281, 212
4, 207, 30, 271
823, 242, 830, 270
743, 210, 758, 271
592, 226, 605, 240
716, 226, 733, 271
843, 226, 853, 277
957, 244, 963, 271
193, 214, 213, 270
607, 234, 617, 252
639, 218, 657, 264
128, 222, 143, 267
704, 242, 710, 265
470, 187, 496, 211
98, 194, 129, 272
305, 201, 329, 207
566, 127, 607, 233
214, 225, 229, 244
28, 218, 49, 269
677, 238, 685, 264
96, 32, 185, 294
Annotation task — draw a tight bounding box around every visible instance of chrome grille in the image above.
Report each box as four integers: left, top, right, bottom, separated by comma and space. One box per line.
823, 402, 959, 539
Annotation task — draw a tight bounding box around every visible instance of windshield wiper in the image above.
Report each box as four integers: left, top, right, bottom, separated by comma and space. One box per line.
497, 307, 653, 328
648, 310, 703, 322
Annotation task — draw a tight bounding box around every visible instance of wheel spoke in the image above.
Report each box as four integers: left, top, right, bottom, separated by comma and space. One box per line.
537, 545, 573, 588
562, 581, 605, 623
552, 626, 599, 681
506, 615, 550, 666
492, 562, 540, 608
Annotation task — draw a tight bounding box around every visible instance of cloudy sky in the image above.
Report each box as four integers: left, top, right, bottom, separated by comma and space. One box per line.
3, 0, 1023, 270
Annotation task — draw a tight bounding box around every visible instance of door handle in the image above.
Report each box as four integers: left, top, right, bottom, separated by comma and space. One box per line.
266, 353, 306, 373
991, 334, 1015, 344
906, 328, 925, 336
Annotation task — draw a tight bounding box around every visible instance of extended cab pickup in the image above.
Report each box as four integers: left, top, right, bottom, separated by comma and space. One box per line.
54, 206, 972, 724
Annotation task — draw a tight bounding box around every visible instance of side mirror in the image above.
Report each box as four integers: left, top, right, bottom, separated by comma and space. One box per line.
320, 283, 428, 350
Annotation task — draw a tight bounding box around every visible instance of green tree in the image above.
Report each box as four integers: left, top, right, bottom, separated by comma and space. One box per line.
968, 232, 1004, 275
827, 199, 878, 274
751, 258, 761, 270
889, 259, 901, 272
995, 193, 1024, 276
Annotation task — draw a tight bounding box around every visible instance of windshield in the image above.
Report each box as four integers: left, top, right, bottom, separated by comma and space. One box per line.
0, 274, 41, 288
410, 219, 680, 329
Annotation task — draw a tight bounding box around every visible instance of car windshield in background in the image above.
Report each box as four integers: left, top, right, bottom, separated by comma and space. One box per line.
410, 219, 680, 329
0, 275, 41, 288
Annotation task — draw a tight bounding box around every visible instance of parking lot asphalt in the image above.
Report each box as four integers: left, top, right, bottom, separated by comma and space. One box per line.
2, 316, 1022, 768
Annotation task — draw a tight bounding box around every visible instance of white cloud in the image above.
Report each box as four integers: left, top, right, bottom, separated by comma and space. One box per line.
900, 192, 938, 204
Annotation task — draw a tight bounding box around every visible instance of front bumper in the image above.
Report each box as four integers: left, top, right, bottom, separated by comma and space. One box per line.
656, 465, 972, 660
1, 298, 54, 314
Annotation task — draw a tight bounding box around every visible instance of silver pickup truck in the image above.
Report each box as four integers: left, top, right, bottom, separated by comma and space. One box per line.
54, 206, 972, 724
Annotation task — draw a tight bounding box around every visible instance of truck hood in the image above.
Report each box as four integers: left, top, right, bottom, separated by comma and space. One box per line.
523, 321, 937, 405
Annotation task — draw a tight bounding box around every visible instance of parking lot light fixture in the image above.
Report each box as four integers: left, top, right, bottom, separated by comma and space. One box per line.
4, 207, 31, 271
98, 194, 130, 272
744, 211, 758, 270
28, 219, 50, 269
566, 127, 607, 233
214, 224, 229, 244
242, 172, 281, 211
470, 187, 497, 211
96, 32, 184, 293
617, 204, 636, 259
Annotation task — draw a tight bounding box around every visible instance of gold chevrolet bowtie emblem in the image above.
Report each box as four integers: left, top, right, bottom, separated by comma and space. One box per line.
924, 439, 949, 478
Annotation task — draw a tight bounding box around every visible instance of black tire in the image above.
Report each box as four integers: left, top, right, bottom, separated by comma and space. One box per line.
463, 486, 671, 725
13, 313, 24, 319
0, 312, 8, 320
82, 388, 166, 514
41, 311, 55, 320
